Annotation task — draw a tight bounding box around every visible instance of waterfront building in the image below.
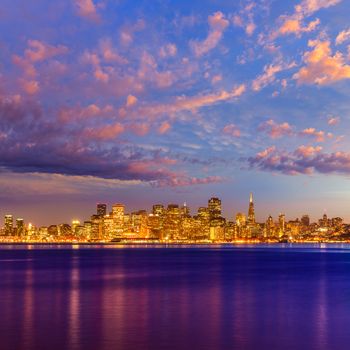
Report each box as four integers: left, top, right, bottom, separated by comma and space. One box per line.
4, 215, 13, 236
97, 203, 107, 217
247, 193, 255, 225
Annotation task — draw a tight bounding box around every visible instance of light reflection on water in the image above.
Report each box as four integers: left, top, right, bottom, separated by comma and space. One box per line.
0, 245, 350, 350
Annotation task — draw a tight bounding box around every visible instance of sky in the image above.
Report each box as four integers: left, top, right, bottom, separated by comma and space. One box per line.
1, 0, 350, 226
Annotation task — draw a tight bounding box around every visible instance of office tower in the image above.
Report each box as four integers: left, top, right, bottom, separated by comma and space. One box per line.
266, 215, 274, 237
97, 203, 107, 217
208, 197, 221, 220
301, 215, 310, 226
181, 202, 190, 217
278, 214, 285, 232
152, 204, 165, 216
247, 193, 255, 225
71, 220, 80, 234
112, 203, 125, 235
16, 218, 24, 237
235, 212, 246, 227
4, 215, 13, 236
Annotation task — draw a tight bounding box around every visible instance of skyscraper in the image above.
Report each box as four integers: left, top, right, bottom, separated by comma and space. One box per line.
4, 215, 13, 236
97, 203, 107, 217
16, 218, 24, 237
208, 197, 221, 220
247, 193, 255, 225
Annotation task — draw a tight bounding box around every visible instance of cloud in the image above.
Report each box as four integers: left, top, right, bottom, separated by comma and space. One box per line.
211, 74, 222, 84
155, 175, 224, 187
258, 119, 293, 138
293, 39, 350, 85
232, 2, 257, 37
190, 11, 229, 57
0, 95, 224, 188
300, 127, 333, 142
252, 61, 296, 91
12, 40, 68, 94
159, 44, 177, 58
158, 121, 171, 134
24, 40, 68, 62
84, 122, 125, 140
275, 0, 341, 38
126, 94, 138, 107
328, 116, 340, 125
222, 124, 241, 137
99, 39, 128, 64
74, 0, 100, 21
248, 144, 350, 176
278, 18, 320, 36
336, 28, 350, 45
136, 84, 246, 118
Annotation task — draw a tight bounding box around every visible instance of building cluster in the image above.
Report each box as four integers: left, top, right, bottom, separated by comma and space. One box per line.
1, 194, 349, 243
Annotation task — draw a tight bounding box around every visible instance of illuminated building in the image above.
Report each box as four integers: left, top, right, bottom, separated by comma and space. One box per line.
181, 203, 190, 217
16, 218, 24, 237
84, 221, 92, 239
247, 193, 255, 225
97, 203, 107, 217
301, 215, 310, 226
165, 204, 181, 239
91, 215, 102, 240
71, 220, 80, 234
266, 215, 274, 237
278, 214, 285, 236
112, 203, 125, 236
208, 197, 221, 220
152, 204, 165, 216
4, 215, 13, 236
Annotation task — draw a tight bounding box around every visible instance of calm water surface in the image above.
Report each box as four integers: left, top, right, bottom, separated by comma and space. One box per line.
1, 244, 350, 350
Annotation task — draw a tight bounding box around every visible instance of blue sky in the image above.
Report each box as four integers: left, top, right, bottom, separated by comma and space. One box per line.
1, 0, 350, 225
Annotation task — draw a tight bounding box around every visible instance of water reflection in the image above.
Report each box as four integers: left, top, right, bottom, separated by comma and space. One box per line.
0, 247, 350, 349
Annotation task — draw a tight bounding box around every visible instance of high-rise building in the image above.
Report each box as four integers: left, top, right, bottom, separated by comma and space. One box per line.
247, 193, 255, 225
16, 218, 24, 237
278, 214, 285, 236
301, 215, 310, 226
97, 203, 107, 217
152, 204, 165, 216
208, 197, 221, 220
4, 215, 13, 236
112, 203, 125, 235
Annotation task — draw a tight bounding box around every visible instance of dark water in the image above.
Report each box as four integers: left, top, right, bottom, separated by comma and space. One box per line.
1, 244, 350, 350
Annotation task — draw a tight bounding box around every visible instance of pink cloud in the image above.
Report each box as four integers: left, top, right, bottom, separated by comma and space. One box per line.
232, 2, 257, 37
158, 121, 171, 134
159, 44, 177, 58
252, 62, 295, 91
126, 94, 138, 107
74, 0, 100, 21
300, 127, 330, 142
249, 144, 350, 176
128, 123, 149, 136
295, 145, 323, 157
293, 39, 350, 85
21, 80, 39, 95
273, 0, 341, 39
258, 119, 293, 138
99, 39, 128, 64
336, 28, 350, 45
222, 124, 241, 137
24, 40, 68, 62
328, 116, 340, 125
85, 122, 125, 140
190, 11, 229, 57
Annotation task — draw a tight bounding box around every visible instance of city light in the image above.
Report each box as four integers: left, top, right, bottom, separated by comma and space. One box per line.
0, 194, 347, 243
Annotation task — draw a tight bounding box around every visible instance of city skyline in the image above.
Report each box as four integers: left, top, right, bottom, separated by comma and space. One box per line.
1, 0, 350, 224
1, 193, 348, 244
